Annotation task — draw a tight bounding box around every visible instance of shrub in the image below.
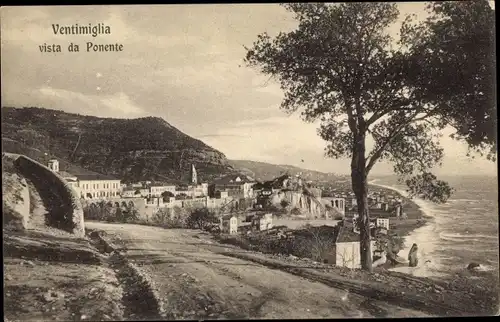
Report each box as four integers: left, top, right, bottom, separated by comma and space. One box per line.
161, 191, 175, 201
186, 207, 218, 230
290, 207, 301, 215
150, 208, 185, 228
280, 199, 290, 209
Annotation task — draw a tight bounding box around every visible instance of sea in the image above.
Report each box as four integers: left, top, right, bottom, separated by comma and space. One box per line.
370, 175, 498, 280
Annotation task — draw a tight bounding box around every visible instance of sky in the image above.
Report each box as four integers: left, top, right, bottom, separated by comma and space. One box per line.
1, 3, 497, 176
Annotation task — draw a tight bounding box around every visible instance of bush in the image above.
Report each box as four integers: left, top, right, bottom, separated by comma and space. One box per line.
161, 191, 175, 201
151, 208, 186, 228
290, 207, 301, 215
83, 202, 140, 223
280, 199, 290, 209
186, 207, 218, 230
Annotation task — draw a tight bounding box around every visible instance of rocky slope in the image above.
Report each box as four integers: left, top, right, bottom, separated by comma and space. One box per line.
2, 107, 235, 183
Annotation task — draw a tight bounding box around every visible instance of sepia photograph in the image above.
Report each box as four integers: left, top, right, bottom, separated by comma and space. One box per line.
1, 2, 498, 320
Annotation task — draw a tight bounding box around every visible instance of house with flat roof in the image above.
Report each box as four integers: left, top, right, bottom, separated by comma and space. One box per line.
220, 214, 238, 235
46, 159, 121, 199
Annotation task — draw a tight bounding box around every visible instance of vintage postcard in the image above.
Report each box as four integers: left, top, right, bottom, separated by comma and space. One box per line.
2, 3, 498, 320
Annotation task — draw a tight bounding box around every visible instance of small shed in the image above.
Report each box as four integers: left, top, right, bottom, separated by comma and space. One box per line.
326, 225, 375, 269
221, 214, 238, 235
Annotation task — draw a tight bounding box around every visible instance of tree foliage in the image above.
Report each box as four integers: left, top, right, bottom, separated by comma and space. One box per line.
403, 1, 496, 160
245, 2, 494, 270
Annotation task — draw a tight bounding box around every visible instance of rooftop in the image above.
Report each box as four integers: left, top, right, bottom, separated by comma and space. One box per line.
74, 173, 120, 181
59, 171, 77, 179
213, 174, 255, 185
335, 224, 365, 243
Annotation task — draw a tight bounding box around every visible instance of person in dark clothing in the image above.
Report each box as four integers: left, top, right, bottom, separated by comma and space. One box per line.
408, 243, 419, 267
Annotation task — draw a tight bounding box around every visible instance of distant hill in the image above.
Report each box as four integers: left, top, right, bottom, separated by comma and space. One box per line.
1, 106, 235, 183
228, 159, 347, 183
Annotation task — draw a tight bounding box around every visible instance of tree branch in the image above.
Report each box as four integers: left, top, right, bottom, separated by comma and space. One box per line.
366, 98, 414, 125
365, 110, 433, 173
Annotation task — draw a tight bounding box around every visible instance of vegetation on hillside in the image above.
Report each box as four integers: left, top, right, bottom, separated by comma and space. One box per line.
1, 106, 234, 182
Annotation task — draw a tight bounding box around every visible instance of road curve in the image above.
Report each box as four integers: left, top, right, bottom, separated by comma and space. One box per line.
86, 222, 428, 319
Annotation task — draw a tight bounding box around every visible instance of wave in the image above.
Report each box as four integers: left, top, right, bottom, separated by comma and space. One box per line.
439, 232, 498, 241
448, 199, 479, 202
470, 264, 497, 272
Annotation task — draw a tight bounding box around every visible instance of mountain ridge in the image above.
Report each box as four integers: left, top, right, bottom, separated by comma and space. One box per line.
227, 159, 345, 183
1, 106, 234, 183
2, 106, 347, 185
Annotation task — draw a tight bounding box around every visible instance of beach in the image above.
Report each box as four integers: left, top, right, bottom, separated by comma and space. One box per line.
369, 180, 447, 279
369, 176, 499, 282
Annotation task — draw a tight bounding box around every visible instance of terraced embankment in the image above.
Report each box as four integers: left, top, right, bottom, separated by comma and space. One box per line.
3, 229, 124, 321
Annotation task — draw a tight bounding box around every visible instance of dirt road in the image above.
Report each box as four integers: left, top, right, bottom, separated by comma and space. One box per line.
86, 222, 429, 319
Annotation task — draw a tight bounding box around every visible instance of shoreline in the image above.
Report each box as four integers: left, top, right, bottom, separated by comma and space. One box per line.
367, 180, 444, 279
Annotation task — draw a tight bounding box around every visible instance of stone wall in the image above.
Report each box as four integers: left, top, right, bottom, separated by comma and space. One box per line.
14, 155, 85, 237
81, 197, 152, 221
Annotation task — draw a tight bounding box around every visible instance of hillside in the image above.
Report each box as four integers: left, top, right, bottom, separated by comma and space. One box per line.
2, 107, 235, 183
228, 159, 346, 183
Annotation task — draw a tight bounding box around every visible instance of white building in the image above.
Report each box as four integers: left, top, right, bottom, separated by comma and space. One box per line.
122, 187, 144, 198
47, 159, 60, 172
221, 214, 238, 235
76, 175, 122, 199
331, 226, 376, 269
210, 174, 255, 199
252, 213, 273, 231
150, 184, 177, 197
47, 159, 121, 199
189, 183, 209, 197
376, 218, 390, 230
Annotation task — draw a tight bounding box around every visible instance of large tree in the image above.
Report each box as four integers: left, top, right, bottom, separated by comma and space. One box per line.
244, 2, 495, 271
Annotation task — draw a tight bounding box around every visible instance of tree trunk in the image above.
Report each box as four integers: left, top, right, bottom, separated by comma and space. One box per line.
351, 134, 372, 272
